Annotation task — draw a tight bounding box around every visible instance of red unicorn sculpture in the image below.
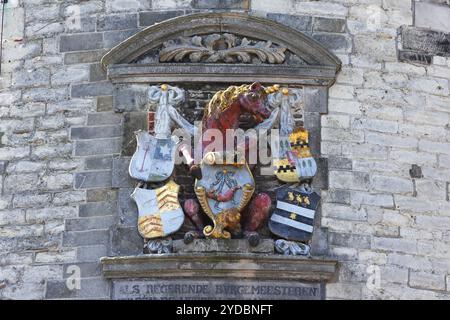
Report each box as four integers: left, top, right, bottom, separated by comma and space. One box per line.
182, 82, 273, 246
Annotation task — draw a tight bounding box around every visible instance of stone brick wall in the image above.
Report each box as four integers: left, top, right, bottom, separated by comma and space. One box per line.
0, 0, 449, 299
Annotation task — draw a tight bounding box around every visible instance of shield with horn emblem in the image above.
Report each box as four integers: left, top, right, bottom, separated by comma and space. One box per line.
131, 180, 184, 239
194, 151, 255, 239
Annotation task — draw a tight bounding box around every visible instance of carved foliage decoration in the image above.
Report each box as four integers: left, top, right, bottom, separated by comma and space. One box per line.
159, 33, 287, 64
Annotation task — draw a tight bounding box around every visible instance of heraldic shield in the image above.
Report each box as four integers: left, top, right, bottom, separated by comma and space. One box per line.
268, 185, 320, 242
129, 130, 178, 182
131, 180, 184, 239
194, 152, 255, 239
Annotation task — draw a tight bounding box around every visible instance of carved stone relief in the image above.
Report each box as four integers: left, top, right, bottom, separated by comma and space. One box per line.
159, 33, 287, 64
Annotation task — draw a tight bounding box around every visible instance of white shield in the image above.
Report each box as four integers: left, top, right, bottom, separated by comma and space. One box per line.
129, 130, 178, 182
131, 180, 184, 239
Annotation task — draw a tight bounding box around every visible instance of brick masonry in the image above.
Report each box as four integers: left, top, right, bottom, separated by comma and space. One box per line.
0, 0, 449, 300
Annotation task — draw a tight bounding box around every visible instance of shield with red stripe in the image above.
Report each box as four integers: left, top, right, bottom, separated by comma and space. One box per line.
268, 185, 320, 242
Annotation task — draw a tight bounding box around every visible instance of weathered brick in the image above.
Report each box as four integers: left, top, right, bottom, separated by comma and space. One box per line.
47, 99, 93, 116
371, 175, 412, 194
372, 237, 417, 254
41, 173, 73, 190
322, 203, 367, 221
74, 171, 112, 189
192, 0, 249, 9
48, 159, 82, 171
0, 118, 34, 134
322, 128, 364, 143
329, 171, 370, 191
409, 271, 446, 291
71, 126, 121, 140
3, 174, 39, 193
25, 206, 78, 224
51, 66, 90, 85
35, 249, 77, 264
402, 26, 450, 57
295, 1, 348, 17
351, 191, 394, 208
87, 113, 122, 125
52, 191, 86, 205
266, 13, 312, 32
329, 84, 355, 99
10, 102, 46, 118
105, 0, 152, 13
79, 201, 116, 218
12, 68, 50, 88
139, 10, 185, 26
103, 29, 139, 48
313, 17, 346, 33
71, 82, 114, 98
32, 143, 73, 160
74, 138, 121, 156
89, 63, 107, 82
22, 265, 62, 286
415, 215, 450, 231
60, 33, 104, 52
0, 210, 26, 226
37, 115, 66, 131
64, 14, 97, 34
418, 140, 450, 155
329, 232, 371, 249
23, 87, 70, 102
326, 189, 351, 205
365, 132, 418, 149
97, 13, 137, 31
0, 252, 34, 266
326, 283, 362, 300
45, 277, 109, 299
0, 224, 44, 238
111, 226, 143, 256
25, 4, 60, 22
26, 22, 64, 38
112, 157, 134, 188
65, 216, 116, 232
6, 160, 45, 173
12, 194, 51, 209
76, 245, 108, 262
63, 229, 110, 247
85, 156, 113, 170
97, 96, 114, 112
409, 77, 449, 96
328, 157, 352, 170
380, 266, 409, 285
356, 118, 398, 133
314, 34, 351, 53
87, 189, 118, 203
64, 50, 106, 64
415, 180, 447, 200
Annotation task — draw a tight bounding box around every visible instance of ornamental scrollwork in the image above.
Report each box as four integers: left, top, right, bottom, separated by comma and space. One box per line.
159, 33, 287, 64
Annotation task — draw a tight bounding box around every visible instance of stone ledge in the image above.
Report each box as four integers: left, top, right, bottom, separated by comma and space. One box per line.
107, 64, 338, 87
173, 239, 274, 254
100, 253, 338, 282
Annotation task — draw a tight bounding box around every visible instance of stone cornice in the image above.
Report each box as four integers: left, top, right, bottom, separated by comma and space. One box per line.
101, 253, 339, 282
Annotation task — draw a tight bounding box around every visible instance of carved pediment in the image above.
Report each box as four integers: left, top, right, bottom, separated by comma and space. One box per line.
101, 12, 341, 86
